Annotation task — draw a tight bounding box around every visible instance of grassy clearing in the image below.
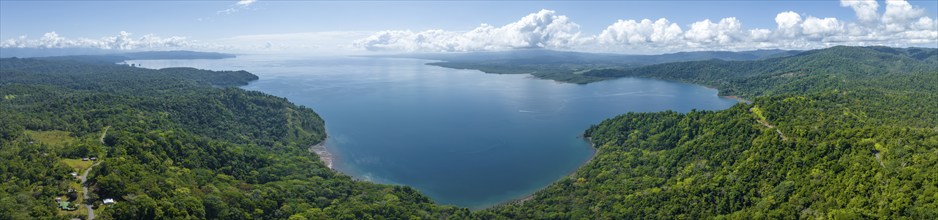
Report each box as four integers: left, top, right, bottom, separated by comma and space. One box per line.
25, 130, 77, 147
62, 158, 93, 172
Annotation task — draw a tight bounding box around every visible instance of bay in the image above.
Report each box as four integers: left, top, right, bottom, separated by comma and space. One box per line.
127, 55, 739, 209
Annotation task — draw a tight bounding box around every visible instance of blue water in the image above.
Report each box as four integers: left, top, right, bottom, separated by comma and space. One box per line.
128, 55, 739, 209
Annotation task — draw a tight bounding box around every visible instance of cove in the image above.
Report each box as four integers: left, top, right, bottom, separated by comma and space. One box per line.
127, 55, 739, 209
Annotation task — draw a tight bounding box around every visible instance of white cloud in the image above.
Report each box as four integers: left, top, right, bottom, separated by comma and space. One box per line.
1, 31, 190, 50
684, 17, 743, 45
883, 0, 927, 32
749, 29, 772, 42
801, 17, 844, 38
3, 1, 935, 54
355, 3, 936, 54
840, 0, 879, 23
597, 18, 683, 46
355, 9, 583, 52
775, 11, 803, 38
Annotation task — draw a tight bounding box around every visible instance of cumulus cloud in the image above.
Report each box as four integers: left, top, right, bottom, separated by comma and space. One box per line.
357, 1, 936, 53
684, 17, 743, 45
840, 0, 879, 23
801, 16, 844, 38
597, 18, 683, 46
749, 29, 772, 42
3, 1, 935, 54
775, 11, 803, 38
882, 0, 927, 32
355, 9, 583, 52
1, 31, 190, 50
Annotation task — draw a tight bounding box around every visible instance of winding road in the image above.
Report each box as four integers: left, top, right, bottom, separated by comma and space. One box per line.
81, 162, 100, 220
82, 126, 108, 220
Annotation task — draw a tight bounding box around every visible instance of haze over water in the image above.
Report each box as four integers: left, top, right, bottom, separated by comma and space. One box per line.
128, 55, 739, 209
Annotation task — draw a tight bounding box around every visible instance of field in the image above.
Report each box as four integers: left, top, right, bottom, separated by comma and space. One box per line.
24, 130, 76, 147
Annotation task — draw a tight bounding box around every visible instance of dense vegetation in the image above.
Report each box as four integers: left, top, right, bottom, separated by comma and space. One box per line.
479, 46, 938, 219
0, 57, 469, 219
585, 46, 938, 98
3, 46, 936, 219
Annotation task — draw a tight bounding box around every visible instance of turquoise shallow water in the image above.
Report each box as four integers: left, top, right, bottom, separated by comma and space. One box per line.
128, 55, 739, 209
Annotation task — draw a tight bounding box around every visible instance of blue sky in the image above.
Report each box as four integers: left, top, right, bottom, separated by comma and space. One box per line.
1, 0, 936, 54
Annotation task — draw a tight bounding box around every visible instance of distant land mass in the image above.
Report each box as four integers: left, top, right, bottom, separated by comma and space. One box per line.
381, 49, 802, 84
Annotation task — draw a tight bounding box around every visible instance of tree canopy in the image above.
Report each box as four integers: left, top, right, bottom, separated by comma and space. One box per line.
2, 46, 936, 219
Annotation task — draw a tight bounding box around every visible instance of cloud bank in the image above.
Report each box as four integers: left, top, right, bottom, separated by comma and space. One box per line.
1, 31, 191, 50
356, 0, 937, 53
355, 10, 583, 52
2, 0, 935, 54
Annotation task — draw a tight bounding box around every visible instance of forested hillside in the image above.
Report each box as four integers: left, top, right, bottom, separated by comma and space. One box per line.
0, 57, 469, 219
3, 46, 936, 219
479, 46, 938, 219
585, 46, 938, 98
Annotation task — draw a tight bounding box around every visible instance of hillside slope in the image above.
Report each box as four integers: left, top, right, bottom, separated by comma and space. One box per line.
480, 46, 938, 219
586, 46, 938, 98
0, 57, 469, 219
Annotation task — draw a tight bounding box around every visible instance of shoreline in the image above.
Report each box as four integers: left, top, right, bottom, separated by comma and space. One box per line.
695, 84, 752, 104
493, 136, 599, 208
309, 137, 334, 170
720, 95, 752, 104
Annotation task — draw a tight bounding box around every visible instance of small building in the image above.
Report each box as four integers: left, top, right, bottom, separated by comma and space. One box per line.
70, 172, 78, 178
103, 198, 116, 205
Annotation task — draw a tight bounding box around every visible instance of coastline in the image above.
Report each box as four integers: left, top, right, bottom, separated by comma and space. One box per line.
494, 136, 599, 208
720, 95, 752, 104
310, 137, 334, 170
696, 84, 752, 104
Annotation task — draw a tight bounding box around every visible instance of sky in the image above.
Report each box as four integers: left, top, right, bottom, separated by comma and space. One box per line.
1, 0, 936, 55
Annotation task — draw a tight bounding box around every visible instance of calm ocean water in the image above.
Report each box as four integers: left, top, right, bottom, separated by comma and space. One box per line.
128, 55, 739, 209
